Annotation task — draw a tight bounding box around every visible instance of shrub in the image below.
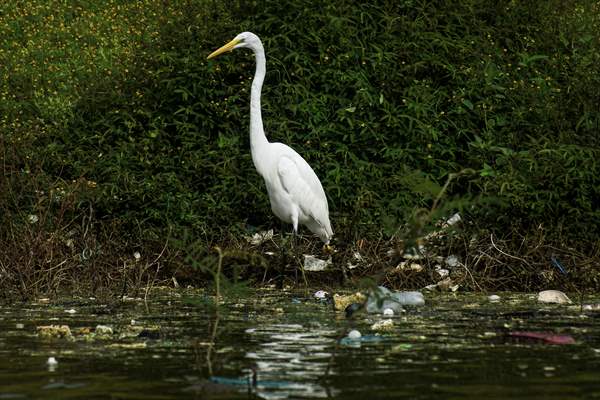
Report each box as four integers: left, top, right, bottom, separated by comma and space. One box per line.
1, 0, 599, 294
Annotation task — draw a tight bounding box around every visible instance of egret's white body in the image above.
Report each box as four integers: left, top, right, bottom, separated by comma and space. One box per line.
208, 32, 333, 244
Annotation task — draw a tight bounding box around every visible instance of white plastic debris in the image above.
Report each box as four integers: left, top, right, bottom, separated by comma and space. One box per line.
537, 290, 572, 304
314, 290, 329, 300
244, 229, 274, 245
445, 255, 459, 268
365, 286, 425, 314
583, 304, 600, 311
488, 294, 501, 302
303, 255, 332, 272
347, 329, 362, 340
383, 308, 395, 316
15, 323, 24, 329
64, 309, 76, 314
435, 267, 449, 278
28, 214, 39, 224
47, 357, 58, 371
133, 251, 141, 261
445, 212, 462, 226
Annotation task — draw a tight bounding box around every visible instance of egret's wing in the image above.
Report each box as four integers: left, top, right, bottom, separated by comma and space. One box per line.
277, 155, 329, 229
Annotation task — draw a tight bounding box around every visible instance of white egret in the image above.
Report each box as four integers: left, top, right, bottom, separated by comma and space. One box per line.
207, 32, 333, 247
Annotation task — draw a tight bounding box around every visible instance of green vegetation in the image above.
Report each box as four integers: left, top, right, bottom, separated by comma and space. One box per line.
1, 0, 599, 298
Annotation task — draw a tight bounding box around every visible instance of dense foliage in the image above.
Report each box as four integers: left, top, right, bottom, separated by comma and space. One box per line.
1, 0, 599, 294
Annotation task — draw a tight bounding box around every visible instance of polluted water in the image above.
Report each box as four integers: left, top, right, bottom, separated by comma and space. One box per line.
0, 288, 600, 399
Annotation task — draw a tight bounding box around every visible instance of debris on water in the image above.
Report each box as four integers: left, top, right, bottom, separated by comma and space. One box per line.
37, 325, 73, 339
507, 331, 576, 345
488, 295, 501, 302
46, 356, 58, 372
303, 255, 332, 271
15, 323, 24, 329
583, 304, 600, 311
314, 290, 329, 300
537, 290, 572, 304
64, 308, 76, 314
365, 286, 424, 314
348, 329, 362, 340
95, 325, 114, 336
383, 308, 394, 316
371, 319, 394, 333
244, 229, 274, 245
340, 330, 386, 347
333, 292, 367, 311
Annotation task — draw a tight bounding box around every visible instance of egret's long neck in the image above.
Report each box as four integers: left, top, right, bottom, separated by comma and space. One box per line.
250, 44, 269, 161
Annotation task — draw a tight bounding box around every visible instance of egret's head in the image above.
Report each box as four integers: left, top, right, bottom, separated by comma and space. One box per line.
207, 32, 262, 59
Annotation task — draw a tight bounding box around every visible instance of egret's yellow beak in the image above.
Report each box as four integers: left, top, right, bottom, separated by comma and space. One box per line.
207, 38, 240, 59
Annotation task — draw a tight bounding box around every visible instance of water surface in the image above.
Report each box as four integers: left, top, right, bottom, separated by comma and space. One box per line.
0, 289, 599, 399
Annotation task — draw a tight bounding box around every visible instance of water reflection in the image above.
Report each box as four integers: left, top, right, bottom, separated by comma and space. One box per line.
245, 323, 338, 399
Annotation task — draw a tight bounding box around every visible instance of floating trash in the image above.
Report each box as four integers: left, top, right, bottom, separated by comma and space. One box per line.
348, 329, 362, 340
340, 330, 386, 347
537, 290, 572, 304
365, 286, 425, 314
95, 325, 114, 335
46, 357, 58, 372
507, 331, 576, 345
314, 290, 329, 300
488, 295, 501, 302
371, 319, 394, 333
333, 292, 367, 311
37, 325, 72, 339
